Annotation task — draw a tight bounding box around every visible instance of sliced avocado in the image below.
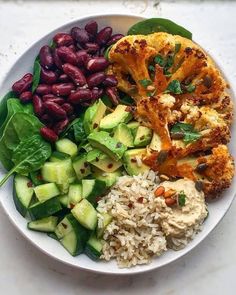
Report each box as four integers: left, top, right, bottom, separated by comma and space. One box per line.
127, 121, 140, 137
83, 99, 107, 135
133, 126, 153, 147
88, 131, 127, 161
123, 148, 149, 175
87, 149, 122, 172
113, 123, 134, 148
92, 167, 122, 187
149, 132, 162, 151
72, 153, 91, 180
99, 105, 132, 131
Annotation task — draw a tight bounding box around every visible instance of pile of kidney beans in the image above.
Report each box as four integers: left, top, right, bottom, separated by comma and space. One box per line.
11, 20, 124, 142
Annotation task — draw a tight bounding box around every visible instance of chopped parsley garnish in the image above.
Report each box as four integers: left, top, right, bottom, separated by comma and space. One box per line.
171, 122, 201, 144
186, 84, 196, 93
148, 65, 155, 72
165, 79, 182, 94
154, 55, 165, 67
174, 42, 181, 54
139, 79, 152, 88
178, 191, 186, 206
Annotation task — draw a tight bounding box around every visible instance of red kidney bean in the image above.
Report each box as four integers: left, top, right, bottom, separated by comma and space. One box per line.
57, 46, 78, 65
44, 100, 67, 120
105, 87, 120, 105
44, 97, 65, 105
33, 94, 44, 117
40, 114, 53, 127
40, 68, 57, 84
68, 44, 76, 52
52, 83, 75, 96
85, 21, 98, 36
84, 42, 99, 54
36, 84, 52, 95
103, 75, 118, 87
53, 118, 69, 135
76, 50, 89, 67
61, 103, 74, 115
40, 127, 58, 143
53, 49, 63, 70
58, 73, 70, 82
19, 91, 32, 103
39, 46, 54, 69
71, 27, 89, 44
96, 27, 112, 46
68, 89, 92, 104
106, 34, 124, 46
53, 33, 74, 47
42, 94, 55, 101
62, 63, 86, 86
87, 72, 106, 88
91, 88, 104, 100
86, 57, 109, 72
12, 73, 33, 94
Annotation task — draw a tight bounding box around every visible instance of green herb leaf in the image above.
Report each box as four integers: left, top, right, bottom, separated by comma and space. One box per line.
127, 18, 192, 40
178, 191, 186, 206
139, 79, 152, 88
0, 91, 17, 128
171, 122, 201, 144
104, 45, 113, 60
166, 80, 182, 94
148, 65, 155, 72
174, 43, 181, 54
154, 55, 165, 67
186, 84, 196, 93
32, 57, 41, 93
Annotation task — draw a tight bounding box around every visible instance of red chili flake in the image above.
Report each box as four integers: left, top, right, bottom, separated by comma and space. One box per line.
36, 174, 43, 180
93, 123, 98, 129
128, 203, 133, 209
125, 106, 132, 112
140, 135, 145, 140
95, 196, 102, 203
70, 203, 75, 209
61, 223, 67, 229
137, 197, 144, 203
95, 157, 99, 162
80, 168, 85, 174
107, 163, 113, 169
131, 158, 137, 163
84, 162, 89, 168
27, 181, 33, 188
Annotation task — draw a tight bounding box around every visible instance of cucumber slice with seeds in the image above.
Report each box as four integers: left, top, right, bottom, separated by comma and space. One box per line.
85, 233, 103, 261
68, 184, 82, 208
28, 197, 62, 220
34, 183, 60, 202
27, 216, 58, 233
82, 179, 106, 205
55, 138, 78, 157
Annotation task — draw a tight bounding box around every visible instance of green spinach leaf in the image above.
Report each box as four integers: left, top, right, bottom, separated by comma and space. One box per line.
127, 18, 192, 40
61, 117, 87, 143
32, 57, 41, 93
0, 91, 17, 128
0, 135, 51, 187
171, 122, 201, 144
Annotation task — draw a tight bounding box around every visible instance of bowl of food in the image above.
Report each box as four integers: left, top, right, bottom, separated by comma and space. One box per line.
0, 13, 235, 275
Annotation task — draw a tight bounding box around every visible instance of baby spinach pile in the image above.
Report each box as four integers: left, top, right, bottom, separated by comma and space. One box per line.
0, 94, 51, 187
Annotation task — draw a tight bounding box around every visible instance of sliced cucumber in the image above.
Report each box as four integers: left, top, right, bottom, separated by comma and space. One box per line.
30, 171, 44, 186
85, 233, 103, 261
59, 194, 69, 207
68, 184, 82, 208
55, 214, 89, 256
57, 182, 70, 195
97, 212, 113, 238
34, 183, 60, 202
92, 167, 122, 187
13, 174, 34, 217
55, 138, 78, 157
72, 153, 91, 180
27, 216, 58, 233
28, 197, 62, 220
47, 232, 59, 241
50, 151, 70, 162
82, 179, 106, 205
71, 199, 97, 230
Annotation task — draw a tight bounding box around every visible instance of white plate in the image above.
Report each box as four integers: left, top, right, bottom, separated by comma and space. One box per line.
0, 14, 235, 275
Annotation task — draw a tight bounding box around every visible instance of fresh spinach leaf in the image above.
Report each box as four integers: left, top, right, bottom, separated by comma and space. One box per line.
0, 91, 17, 128
32, 57, 41, 93
0, 134, 51, 187
127, 18, 192, 40
0, 112, 43, 170
165, 80, 182, 94
61, 117, 87, 143
171, 122, 201, 144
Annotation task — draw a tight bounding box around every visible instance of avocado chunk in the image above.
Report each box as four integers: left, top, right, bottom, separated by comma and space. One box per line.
127, 121, 140, 137
113, 123, 134, 147
83, 99, 107, 135
123, 148, 149, 175
88, 131, 127, 161
149, 132, 162, 151
87, 149, 122, 172
99, 105, 133, 131
133, 126, 153, 147
92, 167, 122, 187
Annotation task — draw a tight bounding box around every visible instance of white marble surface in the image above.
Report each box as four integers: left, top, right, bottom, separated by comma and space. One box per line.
0, 1, 236, 294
